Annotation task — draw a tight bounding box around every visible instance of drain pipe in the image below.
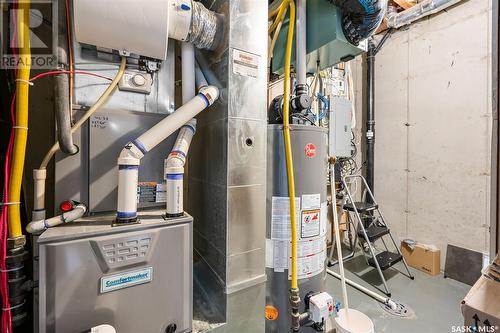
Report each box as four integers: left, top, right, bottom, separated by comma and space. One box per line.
116, 85, 218, 224
164, 42, 197, 218
326, 269, 398, 310
54, 39, 78, 155
296, 0, 307, 88
387, 0, 464, 28
366, 41, 375, 194
27, 203, 87, 233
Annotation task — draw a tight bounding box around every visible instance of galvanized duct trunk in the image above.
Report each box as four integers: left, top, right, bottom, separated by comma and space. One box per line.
266, 124, 329, 332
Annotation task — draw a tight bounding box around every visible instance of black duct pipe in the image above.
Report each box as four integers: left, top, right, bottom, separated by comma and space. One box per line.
366, 41, 375, 194
54, 38, 78, 155
331, 0, 388, 46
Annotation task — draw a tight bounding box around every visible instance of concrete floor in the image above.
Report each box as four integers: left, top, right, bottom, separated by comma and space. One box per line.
326, 254, 472, 333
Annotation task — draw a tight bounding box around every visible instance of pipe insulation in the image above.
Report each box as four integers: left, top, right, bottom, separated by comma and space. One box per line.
329, 0, 388, 46
116, 86, 219, 223
186, 1, 221, 50
26, 203, 87, 234
386, 0, 464, 28
54, 44, 78, 155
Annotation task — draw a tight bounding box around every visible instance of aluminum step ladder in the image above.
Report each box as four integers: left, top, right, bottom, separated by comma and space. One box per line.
327, 174, 414, 297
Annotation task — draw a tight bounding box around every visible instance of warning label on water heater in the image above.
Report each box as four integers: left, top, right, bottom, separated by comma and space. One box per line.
232, 48, 260, 79
301, 209, 321, 238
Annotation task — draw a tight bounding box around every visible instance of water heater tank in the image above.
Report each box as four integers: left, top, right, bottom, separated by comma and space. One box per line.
266, 124, 329, 332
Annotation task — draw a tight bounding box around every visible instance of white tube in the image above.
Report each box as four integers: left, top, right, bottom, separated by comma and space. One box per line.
182, 42, 196, 103
296, 0, 307, 86
326, 269, 398, 310
116, 86, 218, 222
135, 86, 218, 152
33, 169, 47, 221
331, 162, 350, 321
164, 42, 197, 217
26, 203, 87, 234
165, 119, 196, 216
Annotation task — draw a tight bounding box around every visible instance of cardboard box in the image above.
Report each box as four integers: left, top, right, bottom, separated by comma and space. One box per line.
400, 242, 440, 276
461, 275, 500, 330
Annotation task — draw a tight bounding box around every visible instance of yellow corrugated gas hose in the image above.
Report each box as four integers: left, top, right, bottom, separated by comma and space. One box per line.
8, 1, 31, 239
282, 0, 297, 292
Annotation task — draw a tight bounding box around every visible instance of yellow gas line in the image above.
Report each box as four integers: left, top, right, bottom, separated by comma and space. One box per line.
8, 1, 31, 239
282, 0, 298, 291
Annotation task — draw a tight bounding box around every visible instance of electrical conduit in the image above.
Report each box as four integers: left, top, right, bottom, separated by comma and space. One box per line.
116, 85, 219, 223
8, 1, 31, 240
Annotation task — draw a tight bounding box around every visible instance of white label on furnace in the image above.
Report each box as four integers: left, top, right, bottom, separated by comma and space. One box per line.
232, 48, 260, 79
271, 197, 301, 240
155, 183, 166, 203
302, 194, 321, 210
320, 201, 328, 237
301, 209, 321, 238
100, 267, 153, 293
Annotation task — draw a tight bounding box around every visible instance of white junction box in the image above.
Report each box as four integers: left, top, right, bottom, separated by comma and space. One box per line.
329, 97, 352, 158
309, 292, 335, 324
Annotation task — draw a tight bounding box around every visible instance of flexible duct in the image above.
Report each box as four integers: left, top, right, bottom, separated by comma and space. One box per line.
54, 43, 78, 155
386, 0, 464, 28
330, 0, 388, 46
186, 1, 221, 50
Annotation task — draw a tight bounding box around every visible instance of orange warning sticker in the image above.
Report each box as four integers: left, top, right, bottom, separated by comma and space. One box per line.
265, 305, 279, 321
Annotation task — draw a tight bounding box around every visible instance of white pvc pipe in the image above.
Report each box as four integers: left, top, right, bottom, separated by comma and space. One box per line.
326, 269, 398, 310
116, 85, 219, 222
135, 86, 218, 152
296, 0, 307, 86
27, 203, 87, 233
164, 42, 198, 217
32, 169, 47, 221
331, 162, 350, 323
182, 42, 196, 103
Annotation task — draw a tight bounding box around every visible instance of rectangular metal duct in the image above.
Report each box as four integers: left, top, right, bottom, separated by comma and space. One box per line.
188, 0, 268, 329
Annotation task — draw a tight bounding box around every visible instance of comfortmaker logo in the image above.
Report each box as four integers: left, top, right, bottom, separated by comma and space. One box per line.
0, 0, 58, 69
100, 267, 154, 293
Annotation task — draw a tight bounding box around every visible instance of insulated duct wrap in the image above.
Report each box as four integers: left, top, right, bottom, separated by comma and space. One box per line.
330, 0, 388, 45
187, 1, 219, 50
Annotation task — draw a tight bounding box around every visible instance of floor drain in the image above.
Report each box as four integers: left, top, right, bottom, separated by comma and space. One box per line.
380, 300, 414, 317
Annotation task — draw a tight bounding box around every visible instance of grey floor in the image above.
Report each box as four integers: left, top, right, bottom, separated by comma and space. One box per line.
326, 253, 471, 333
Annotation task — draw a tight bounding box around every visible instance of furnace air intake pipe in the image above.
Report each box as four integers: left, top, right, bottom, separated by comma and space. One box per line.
116, 85, 218, 223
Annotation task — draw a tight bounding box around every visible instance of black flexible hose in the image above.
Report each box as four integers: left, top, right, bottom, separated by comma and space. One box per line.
329, 0, 388, 46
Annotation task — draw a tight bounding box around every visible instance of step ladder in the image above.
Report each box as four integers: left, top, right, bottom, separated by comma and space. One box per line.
328, 174, 414, 297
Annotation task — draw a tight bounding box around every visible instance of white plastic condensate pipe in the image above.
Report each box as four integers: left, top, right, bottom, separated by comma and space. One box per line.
331, 161, 351, 322
296, 0, 307, 86
326, 269, 398, 310
27, 203, 87, 233
116, 85, 219, 223
164, 42, 198, 217
387, 0, 464, 28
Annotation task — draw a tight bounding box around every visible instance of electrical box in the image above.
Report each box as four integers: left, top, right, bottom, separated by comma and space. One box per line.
308, 292, 335, 324
329, 97, 352, 158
